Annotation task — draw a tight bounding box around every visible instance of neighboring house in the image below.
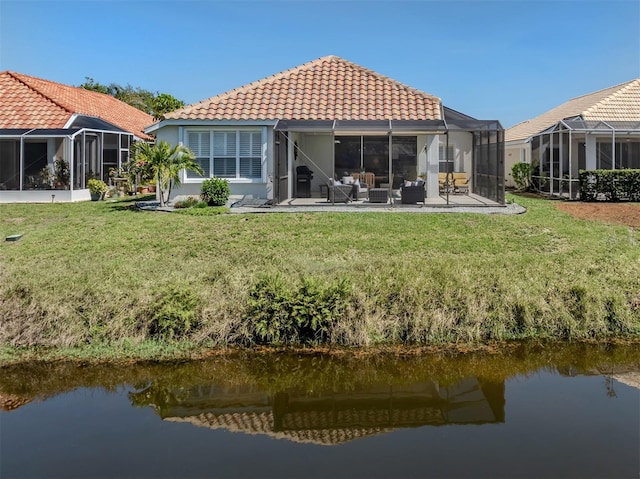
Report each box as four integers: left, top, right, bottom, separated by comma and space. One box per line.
147, 55, 504, 205
0, 71, 153, 203
504, 79, 640, 195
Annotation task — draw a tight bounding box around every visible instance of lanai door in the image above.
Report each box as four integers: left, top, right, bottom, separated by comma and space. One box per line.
274, 131, 289, 203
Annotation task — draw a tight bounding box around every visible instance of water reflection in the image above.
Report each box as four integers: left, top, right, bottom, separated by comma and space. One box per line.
1, 343, 639, 478
131, 377, 505, 445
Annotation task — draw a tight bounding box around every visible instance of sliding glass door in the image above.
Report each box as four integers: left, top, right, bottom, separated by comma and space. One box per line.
362, 136, 389, 187
334, 135, 417, 188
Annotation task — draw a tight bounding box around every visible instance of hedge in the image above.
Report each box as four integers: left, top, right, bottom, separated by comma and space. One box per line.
579, 169, 640, 201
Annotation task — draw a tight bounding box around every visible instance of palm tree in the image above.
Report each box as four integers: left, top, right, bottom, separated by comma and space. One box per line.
130, 141, 203, 206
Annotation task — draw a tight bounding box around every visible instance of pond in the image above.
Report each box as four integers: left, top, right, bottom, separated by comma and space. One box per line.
1, 343, 639, 478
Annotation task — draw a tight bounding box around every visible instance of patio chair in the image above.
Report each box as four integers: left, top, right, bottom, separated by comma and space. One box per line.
401, 180, 426, 204
352, 172, 376, 190
452, 173, 470, 194
327, 183, 353, 203
438, 173, 454, 194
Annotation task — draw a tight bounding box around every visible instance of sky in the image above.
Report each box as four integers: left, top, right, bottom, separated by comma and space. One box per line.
1, 0, 639, 128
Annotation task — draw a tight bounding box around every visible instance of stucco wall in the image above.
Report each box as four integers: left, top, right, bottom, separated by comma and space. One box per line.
297, 134, 333, 194
505, 141, 529, 187
449, 131, 473, 175
157, 125, 271, 202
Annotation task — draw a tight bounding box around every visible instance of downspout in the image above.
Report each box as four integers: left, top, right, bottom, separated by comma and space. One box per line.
388, 131, 392, 207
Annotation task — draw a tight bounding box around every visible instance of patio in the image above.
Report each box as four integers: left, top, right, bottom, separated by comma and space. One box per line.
281, 191, 502, 207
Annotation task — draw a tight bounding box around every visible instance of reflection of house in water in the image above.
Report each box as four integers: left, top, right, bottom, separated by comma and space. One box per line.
138, 378, 504, 446
557, 365, 640, 391
612, 372, 640, 390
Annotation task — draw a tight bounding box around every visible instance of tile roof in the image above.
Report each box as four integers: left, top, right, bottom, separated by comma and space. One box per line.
0, 71, 154, 139
166, 411, 394, 446
164, 55, 442, 122
506, 79, 640, 142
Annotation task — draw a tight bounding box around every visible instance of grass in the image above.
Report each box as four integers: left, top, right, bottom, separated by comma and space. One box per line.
1, 193, 639, 361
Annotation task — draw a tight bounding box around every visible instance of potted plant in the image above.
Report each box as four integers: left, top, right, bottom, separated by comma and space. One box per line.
54, 157, 70, 189
39, 166, 54, 189
88, 178, 109, 201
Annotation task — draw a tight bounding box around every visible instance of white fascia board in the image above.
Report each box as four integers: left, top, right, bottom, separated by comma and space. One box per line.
63, 114, 78, 129
146, 119, 277, 134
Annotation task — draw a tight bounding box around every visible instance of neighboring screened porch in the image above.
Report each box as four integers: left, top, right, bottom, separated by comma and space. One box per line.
0, 127, 134, 202
530, 119, 640, 199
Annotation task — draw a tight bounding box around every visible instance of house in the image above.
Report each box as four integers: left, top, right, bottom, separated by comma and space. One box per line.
146, 56, 504, 205
0, 71, 153, 202
504, 79, 640, 195
134, 376, 505, 446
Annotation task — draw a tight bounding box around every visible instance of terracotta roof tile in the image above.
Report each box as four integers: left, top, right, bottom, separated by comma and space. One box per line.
165, 55, 441, 122
0, 71, 154, 139
506, 79, 640, 142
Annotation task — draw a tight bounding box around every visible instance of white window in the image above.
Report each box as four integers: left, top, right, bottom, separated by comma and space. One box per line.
185, 129, 263, 180
439, 143, 455, 173
187, 131, 210, 178
213, 131, 237, 178
239, 131, 262, 179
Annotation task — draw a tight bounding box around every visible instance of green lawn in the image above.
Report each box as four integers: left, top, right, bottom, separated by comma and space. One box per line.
1, 194, 639, 361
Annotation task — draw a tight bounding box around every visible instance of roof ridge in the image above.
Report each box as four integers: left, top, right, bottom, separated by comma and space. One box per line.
6, 71, 74, 115
336, 56, 441, 102
568, 77, 639, 104
583, 78, 640, 115
174, 56, 333, 114
10, 71, 124, 113
172, 55, 440, 117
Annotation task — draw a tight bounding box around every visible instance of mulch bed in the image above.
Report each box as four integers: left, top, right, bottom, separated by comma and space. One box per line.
556, 202, 640, 228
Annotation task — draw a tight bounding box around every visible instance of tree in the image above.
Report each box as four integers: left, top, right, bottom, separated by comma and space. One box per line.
112, 84, 155, 114
79, 77, 184, 118
130, 141, 203, 206
151, 93, 185, 120
79, 77, 112, 95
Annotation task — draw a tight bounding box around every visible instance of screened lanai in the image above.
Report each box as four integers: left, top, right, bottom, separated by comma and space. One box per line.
0, 120, 135, 203
530, 118, 640, 199
274, 111, 505, 205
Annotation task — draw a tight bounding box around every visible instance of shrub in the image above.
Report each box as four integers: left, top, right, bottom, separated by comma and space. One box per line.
579, 169, 640, 201
87, 178, 109, 195
173, 197, 205, 209
511, 162, 531, 191
148, 286, 201, 341
201, 177, 231, 206
245, 275, 351, 345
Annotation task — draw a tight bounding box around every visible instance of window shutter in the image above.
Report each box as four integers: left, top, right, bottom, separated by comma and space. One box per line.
213, 132, 237, 156
187, 131, 210, 157
240, 158, 261, 178
239, 131, 261, 156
